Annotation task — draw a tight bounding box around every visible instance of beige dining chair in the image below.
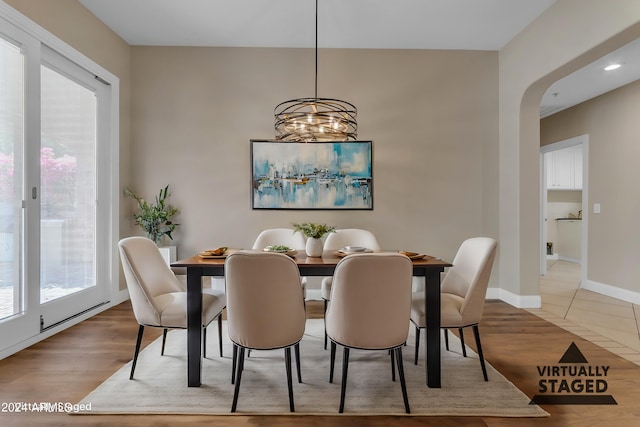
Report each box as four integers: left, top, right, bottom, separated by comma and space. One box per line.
325, 253, 413, 414
225, 251, 306, 413
118, 236, 226, 380
321, 228, 381, 349
410, 237, 497, 381
252, 228, 308, 300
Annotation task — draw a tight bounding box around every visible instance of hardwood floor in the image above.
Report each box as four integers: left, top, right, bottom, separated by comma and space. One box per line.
1, 300, 639, 426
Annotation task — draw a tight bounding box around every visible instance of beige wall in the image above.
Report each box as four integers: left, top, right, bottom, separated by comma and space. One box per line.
541, 80, 640, 293
498, 0, 640, 301
130, 47, 498, 262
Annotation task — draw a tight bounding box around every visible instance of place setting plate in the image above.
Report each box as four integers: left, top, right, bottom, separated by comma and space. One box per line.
398, 250, 430, 260
262, 246, 298, 257
198, 247, 231, 258
335, 246, 374, 257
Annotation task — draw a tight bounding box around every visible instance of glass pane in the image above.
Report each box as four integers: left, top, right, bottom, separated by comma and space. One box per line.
0, 38, 24, 321
40, 65, 96, 304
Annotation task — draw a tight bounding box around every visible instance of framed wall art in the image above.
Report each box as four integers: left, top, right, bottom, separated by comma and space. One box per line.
251, 140, 373, 210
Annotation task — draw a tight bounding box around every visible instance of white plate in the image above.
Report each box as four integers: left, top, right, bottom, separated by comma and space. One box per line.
342, 246, 367, 252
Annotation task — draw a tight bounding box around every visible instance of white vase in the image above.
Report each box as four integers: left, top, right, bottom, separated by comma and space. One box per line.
305, 237, 324, 257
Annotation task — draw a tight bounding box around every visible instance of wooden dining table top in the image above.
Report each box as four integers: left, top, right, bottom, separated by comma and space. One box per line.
172, 249, 451, 269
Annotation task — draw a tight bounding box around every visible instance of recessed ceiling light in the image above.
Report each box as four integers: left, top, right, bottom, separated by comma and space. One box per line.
604, 63, 622, 71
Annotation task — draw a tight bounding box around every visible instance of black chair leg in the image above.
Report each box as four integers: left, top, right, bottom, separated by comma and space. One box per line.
323, 299, 328, 350
395, 347, 411, 414
231, 344, 237, 384
130, 325, 145, 380
339, 347, 350, 413
414, 326, 420, 365
472, 325, 488, 381
458, 327, 467, 357
294, 342, 302, 383
284, 347, 295, 412
203, 326, 207, 358
160, 328, 168, 356
390, 347, 396, 381
444, 328, 449, 351
218, 314, 223, 357
231, 347, 245, 412
329, 341, 337, 383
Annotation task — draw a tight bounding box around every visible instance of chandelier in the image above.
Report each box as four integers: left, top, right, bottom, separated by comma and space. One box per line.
274, 0, 357, 142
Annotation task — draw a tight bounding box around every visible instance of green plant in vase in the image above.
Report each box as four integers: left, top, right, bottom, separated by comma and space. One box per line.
124, 185, 179, 245
293, 222, 335, 257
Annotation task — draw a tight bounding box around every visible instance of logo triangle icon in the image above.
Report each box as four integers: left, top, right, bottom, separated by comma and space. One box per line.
558, 342, 589, 363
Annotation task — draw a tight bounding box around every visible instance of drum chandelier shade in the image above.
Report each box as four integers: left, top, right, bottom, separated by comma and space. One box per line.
274, 0, 358, 142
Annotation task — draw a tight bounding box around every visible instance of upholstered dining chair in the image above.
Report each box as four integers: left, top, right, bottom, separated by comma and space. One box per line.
410, 237, 497, 381
225, 251, 306, 413
321, 228, 381, 349
325, 253, 413, 414
252, 228, 308, 300
118, 237, 226, 380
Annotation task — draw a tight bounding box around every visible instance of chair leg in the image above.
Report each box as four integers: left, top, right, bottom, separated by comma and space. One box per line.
459, 327, 467, 357
414, 326, 420, 365
203, 326, 207, 358
160, 328, 168, 356
294, 342, 302, 383
323, 299, 328, 350
390, 347, 396, 382
444, 328, 449, 351
130, 325, 145, 380
339, 347, 350, 413
472, 325, 488, 381
231, 344, 237, 384
329, 341, 337, 383
395, 347, 411, 414
218, 313, 223, 357
284, 347, 295, 412
231, 347, 245, 412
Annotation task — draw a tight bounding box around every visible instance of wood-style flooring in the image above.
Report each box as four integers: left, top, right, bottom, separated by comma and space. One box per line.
1, 300, 640, 426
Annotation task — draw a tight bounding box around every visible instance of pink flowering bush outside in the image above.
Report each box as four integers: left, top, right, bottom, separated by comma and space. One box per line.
0, 148, 76, 219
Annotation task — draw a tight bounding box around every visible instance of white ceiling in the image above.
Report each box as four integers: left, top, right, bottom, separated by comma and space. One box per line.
78, 0, 640, 117
78, 0, 556, 49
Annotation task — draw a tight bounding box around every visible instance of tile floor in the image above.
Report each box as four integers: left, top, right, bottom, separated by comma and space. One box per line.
529, 260, 640, 366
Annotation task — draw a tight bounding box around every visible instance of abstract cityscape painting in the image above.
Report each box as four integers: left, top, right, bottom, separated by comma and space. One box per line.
251, 140, 373, 210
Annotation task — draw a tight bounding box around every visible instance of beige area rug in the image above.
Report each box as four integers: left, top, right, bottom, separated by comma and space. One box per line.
77, 319, 548, 417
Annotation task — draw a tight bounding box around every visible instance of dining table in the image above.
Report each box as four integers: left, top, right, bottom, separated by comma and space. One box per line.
172, 250, 451, 388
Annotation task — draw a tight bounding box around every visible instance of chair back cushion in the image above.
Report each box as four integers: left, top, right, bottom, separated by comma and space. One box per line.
252, 228, 306, 250
323, 229, 381, 251
225, 251, 306, 349
118, 236, 184, 325
325, 253, 412, 349
441, 237, 497, 325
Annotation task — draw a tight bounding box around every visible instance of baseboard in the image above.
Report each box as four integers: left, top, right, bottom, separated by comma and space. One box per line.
487, 287, 542, 309
306, 289, 323, 301
582, 279, 640, 305
558, 255, 581, 264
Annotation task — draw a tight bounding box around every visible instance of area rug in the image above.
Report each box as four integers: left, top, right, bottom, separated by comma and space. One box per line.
77, 319, 548, 417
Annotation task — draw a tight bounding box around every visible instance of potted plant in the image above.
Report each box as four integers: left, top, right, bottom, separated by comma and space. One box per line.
293, 222, 335, 257
124, 185, 179, 246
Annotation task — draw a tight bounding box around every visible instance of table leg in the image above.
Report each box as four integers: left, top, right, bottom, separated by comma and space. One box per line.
425, 269, 441, 388
187, 267, 203, 387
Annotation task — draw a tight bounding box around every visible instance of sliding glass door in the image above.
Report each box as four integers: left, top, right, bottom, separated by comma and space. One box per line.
0, 34, 25, 325
38, 49, 108, 329
0, 12, 114, 354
